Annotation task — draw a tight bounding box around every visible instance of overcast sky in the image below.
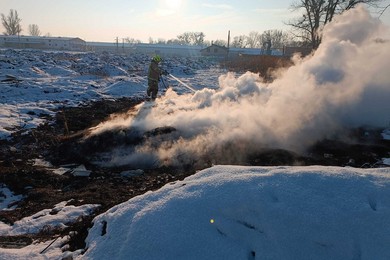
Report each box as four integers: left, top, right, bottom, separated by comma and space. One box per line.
1, 0, 390, 43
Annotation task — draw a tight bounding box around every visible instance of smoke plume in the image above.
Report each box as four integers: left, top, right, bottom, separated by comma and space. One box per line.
89, 6, 390, 168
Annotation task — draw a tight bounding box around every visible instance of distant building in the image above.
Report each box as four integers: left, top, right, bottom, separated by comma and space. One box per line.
228, 47, 260, 57
0, 35, 86, 51
228, 48, 283, 57
200, 44, 228, 57
133, 43, 201, 57
201, 44, 284, 60
86, 42, 202, 57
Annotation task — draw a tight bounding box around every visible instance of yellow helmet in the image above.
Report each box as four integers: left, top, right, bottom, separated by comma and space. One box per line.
152, 55, 162, 63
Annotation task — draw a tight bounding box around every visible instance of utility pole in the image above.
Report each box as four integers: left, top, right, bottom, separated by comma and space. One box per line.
226, 30, 230, 61
115, 37, 119, 52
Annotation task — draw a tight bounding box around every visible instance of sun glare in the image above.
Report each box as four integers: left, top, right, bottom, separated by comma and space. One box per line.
164, 0, 182, 11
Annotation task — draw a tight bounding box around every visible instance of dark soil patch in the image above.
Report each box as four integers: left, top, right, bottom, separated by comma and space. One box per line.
0, 97, 194, 252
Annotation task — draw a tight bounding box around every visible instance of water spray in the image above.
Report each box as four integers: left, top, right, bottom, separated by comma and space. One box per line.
167, 73, 196, 93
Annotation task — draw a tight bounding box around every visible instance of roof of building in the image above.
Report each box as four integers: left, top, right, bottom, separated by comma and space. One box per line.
200, 44, 228, 51
0, 35, 85, 42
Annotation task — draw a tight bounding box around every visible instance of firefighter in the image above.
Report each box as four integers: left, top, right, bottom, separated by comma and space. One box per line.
147, 55, 163, 100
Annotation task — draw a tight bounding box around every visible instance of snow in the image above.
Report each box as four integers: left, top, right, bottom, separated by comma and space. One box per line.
1, 166, 390, 259
0, 201, 99, 236
0, 236, 70, 260
81, 166, 390, 260
0, 46, 222, 259
0, 6, 389, 260
0, 185, 24, 211
71, 165, 92, 177
0, 49, 220, 139
383, 158, 390, 166
382, 129, 390, 140
0, 193, 99, 259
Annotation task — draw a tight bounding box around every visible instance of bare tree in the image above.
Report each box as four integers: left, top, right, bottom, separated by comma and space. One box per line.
28, 24, 41, 36
203, 40, 211, 46
176, 32, 205, 46
231, 35, 248, 48
213, 39, 227, 47
288, 0, 384, 49
1, 9, 22, 35
177, 32, 192, 45
157, 38, 166, 44
167, 38, 182, 45
245, 31, 262, 48
261, 30, 290, 49
379, 3, 390, 17
124, 37, 141, 46
191, 32, 205, 46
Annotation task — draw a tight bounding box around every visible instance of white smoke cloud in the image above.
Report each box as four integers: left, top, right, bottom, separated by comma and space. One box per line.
90, 6, 390, 168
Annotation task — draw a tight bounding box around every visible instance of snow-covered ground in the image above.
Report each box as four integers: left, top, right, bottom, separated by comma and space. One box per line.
0, 201, 99, 237
0, 50, 220, 139
0, 6, 389, 260
81, 166, 390, 260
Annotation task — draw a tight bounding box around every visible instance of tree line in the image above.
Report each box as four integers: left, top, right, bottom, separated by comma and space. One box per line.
1, 9, 42, 36
2, 0, 389, 50
288, 0, 388, 49
143, 30, 313, 50
147, 0, 389, 49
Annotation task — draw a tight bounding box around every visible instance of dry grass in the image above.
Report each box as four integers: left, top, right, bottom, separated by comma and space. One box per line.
224, 55, 293, 81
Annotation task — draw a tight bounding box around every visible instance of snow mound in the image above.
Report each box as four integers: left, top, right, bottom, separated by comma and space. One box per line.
81, 166, 390, 259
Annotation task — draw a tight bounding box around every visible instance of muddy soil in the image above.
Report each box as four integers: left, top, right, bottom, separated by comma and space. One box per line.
0, 97, 388, 252
0, 97, 194, 251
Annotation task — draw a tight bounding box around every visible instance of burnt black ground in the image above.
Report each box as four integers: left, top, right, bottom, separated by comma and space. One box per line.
0, 97, 389, 252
